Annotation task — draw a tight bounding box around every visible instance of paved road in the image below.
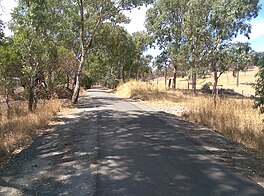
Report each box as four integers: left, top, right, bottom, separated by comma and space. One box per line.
0, 88, 263, 195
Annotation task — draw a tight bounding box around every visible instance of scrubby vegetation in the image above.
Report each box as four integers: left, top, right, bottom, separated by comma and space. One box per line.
184, 97, 264, 153
0, 99, 61, 160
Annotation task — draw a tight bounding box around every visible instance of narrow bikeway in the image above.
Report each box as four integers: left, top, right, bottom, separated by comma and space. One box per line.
0, 88, 263, 195
91, 89, 263, 196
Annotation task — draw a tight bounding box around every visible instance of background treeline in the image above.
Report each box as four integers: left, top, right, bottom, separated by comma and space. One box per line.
0, 0, 264, 112
0, 0, 154, 113
145, 0, 263, 106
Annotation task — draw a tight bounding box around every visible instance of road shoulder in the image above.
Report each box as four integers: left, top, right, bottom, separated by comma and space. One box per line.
128, 100, 264, 188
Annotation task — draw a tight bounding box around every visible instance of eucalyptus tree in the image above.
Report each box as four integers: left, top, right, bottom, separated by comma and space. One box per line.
136, 54, 153, 81
146, 0, 259, 96
131, 31, 152, 80
254, 52, 264, 67
85, 23, 135, 85
57, 47, 79, 89
11, 0, 154, 105
105, 24, 135, 82
254, 53, 264, 113
181, 0, 209, 93
229, 42, 252, 87
254, 64, 264, 113
154, 51, 170, 86
145, 0, 187, 89
85, 25, 151, 85
202, 0, 260, 101
51, 0, 153, 103
11, 0, 59, 111
0, 37, 21, 118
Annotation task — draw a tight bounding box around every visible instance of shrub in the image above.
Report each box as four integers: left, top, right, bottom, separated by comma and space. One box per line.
254, 65, 264, 113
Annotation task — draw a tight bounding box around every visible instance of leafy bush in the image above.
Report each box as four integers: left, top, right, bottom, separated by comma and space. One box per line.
82, 74, 95, 89
254, 65, 264, 113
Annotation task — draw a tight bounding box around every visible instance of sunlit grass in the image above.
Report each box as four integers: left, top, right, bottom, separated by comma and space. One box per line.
181, 96, 264, 153
156, 67, 258, 97
116, 80, 168, 100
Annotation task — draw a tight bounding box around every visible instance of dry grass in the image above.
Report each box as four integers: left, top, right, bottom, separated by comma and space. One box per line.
0, 99, 61, 158
116, 80, 264, 154
181, 96, 264, 153
116, 80, 168, 100
156, 67, 259, 97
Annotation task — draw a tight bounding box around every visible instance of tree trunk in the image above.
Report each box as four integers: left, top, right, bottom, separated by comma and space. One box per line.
71, 61, 83, 104
136, 68, 140, 81
66, 75, 70, 89
172, 67, 176, 90
72, 0, 85, 104
4, 85, 12, 119
164, 67, 167, 87
119, 63, 125, 82
47, 70, 53, 99
188, 75, 190, 91
28, 75, 36, 112
33, 87, 38, 110
192, 73, 197, 94
28, 86, 34, 112
213, 70, 218, 107
27, 37, 37, 112
71, 75, 81, 104
122, 66, 125, 83
236, 71, 240, 87
168, 79, 172, 88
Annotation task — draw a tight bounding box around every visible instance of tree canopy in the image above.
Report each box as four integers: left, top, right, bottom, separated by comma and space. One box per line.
0, 0, 263, 112
146, 0, 260, 98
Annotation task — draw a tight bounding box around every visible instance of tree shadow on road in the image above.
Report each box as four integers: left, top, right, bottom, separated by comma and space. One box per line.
0, 94, 263, 195
94, 108, 263, 196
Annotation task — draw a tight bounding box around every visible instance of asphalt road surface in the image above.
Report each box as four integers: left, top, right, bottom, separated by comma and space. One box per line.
0, 88, 263, 196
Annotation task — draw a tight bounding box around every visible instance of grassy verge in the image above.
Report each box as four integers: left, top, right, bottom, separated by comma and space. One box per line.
116, 80, 168, 100
0, 99, 61, 159
116, 81, 264, 154
182, 96, 264, 152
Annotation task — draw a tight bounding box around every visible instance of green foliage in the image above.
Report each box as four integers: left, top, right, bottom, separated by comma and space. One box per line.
254, 52, 264, 67
0, 37, 21, 82
146, 0, 259, 94
84, 23, 152, 83
146, 0, 186, 48
0, 0, 155, 106
0, 0, 260, 106
0, 36, 22, 107
254, 65, 264, 113
81, 74, 95, 89
146, 0, 186, 66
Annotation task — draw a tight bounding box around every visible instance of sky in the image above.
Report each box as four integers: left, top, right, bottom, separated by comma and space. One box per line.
1, 0, 264, 55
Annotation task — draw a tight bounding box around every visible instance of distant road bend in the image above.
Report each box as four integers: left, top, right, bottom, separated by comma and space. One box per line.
0, 88, 263, 196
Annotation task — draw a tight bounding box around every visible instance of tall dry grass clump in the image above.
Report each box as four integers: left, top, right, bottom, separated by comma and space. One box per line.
0, 99, 61, 158
116, 80, 168, 100
182, 97, 264, 153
